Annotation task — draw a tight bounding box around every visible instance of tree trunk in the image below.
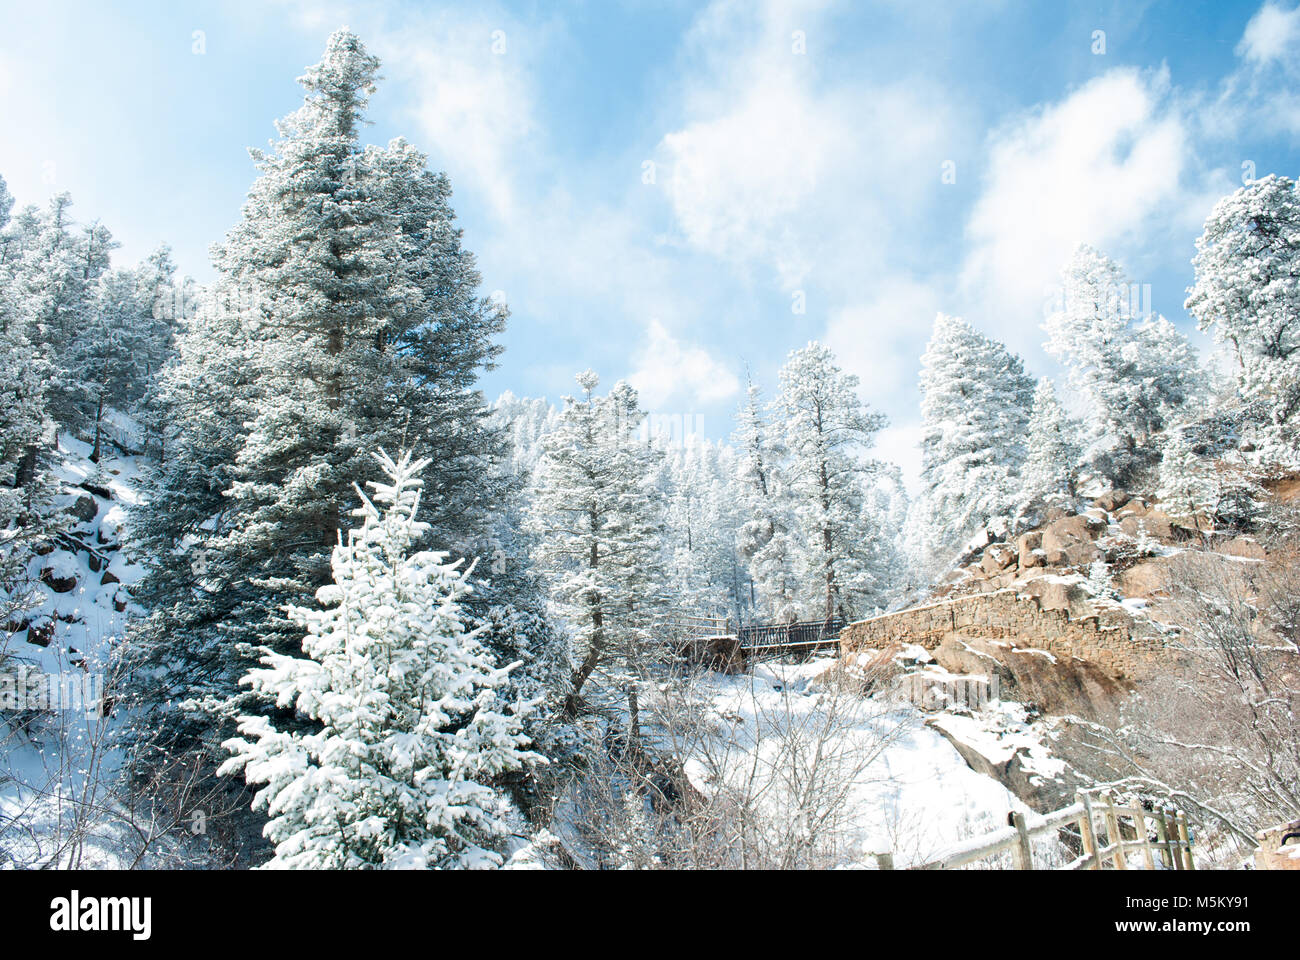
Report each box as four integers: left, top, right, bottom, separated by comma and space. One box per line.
90, 395, 103, 464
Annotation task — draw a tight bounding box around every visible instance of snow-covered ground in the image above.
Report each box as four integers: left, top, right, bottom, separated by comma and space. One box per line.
540, 655, 1064, 870
683, 659, 1038, 867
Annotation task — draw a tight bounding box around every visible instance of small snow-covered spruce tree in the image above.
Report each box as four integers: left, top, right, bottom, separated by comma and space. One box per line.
219, 449, 538, 870
1156, 427, 1219, 524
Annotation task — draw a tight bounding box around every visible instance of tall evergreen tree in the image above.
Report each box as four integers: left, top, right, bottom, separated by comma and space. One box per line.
910, 314, 1034, 574
1186, 175, 1300, 465
732, 376, 799, 621
774, 342, 891, 620
1017, 377, 1082, 518
125, 31, 524, 823
527, 372, 666, 725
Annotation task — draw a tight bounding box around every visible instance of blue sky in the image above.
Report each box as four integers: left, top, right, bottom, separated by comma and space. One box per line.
2, 0, 1298, 489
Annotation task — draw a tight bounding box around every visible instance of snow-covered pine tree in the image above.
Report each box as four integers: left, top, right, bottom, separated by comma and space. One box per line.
659, 439, 748, 623
130, 31, 521, 767
123, 281, 263, 784
774, 342, 891, 620
0, 177, 62, 625
0, 306, 60, 626
1045, 243, 1198, 486
206, 30, 417, 682
1017, 377, 1081, 519
1156, 427, 1218, 523
219, 449, 537, 869
1186, 174, 1300, 466
910, 314, 1034, 575
65, 269, 148, 462
528, 371, 666, 723
732, 376, 799, 621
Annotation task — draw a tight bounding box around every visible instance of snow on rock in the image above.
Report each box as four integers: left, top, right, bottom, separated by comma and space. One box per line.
2, 439, 147, 869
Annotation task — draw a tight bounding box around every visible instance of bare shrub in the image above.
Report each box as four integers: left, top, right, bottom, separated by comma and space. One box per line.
538, 654, 915, 869
1053, 548, 1299, 863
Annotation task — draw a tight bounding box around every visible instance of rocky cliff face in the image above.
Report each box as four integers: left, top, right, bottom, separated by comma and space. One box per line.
934, 488, 1264, 604
842, 487, 1270, 723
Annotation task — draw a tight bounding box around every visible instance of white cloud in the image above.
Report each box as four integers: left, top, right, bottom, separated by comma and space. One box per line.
823, 280, 942, 412
1238, 2, 1300, 65
957, 68, 1219, 358
1215, 2, 1300, 138
656, 0, 959, 293
389, 23, 540, 220
628, 319, 741, 410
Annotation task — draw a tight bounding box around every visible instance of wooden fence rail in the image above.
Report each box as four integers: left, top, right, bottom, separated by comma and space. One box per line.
875, 790, 1194, 871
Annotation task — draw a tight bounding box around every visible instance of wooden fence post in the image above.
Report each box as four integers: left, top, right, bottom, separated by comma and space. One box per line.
1132, 806, 1155, 870
1009, 811, 1034, 869
1177, 814, 1194, 870
1078, 792, 1100, 870
1103, 792, 1127, 870
1164, 807, 1183, 871
1159, 806, 1180, 868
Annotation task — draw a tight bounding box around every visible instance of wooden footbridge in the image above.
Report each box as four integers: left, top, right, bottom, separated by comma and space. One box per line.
674, 614, 846, 661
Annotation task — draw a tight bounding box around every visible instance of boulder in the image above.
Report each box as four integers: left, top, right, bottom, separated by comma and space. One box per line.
1117, 498, 1151, 519
67, 494, 97, 523
1216, 537, 1266, 561
1019, 577, 1090, 617
1016, 531, 1042, 566
1041, 514, 1106, 556
100, 569, 121, 586
40, 566, 77, 593
1093, 489, 1131, 512
1121, 510, 1173, 541
1020, 548, 1046, 570
1117, 559, 1172, 598
113, 593, 128, 613
27, 620, 55, 647
933, 632, 1134, 720
87, 552, 103, 573
981, 543, 1017, 575
79, 480, 112, 500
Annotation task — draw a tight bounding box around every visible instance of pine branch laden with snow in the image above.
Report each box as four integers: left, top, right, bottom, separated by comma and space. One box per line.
219, 448, 538, 870
1187, 174, 1300, 468
1045, 243, 1199, 487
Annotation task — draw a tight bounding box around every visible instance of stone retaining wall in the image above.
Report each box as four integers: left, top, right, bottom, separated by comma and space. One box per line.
840, 588, 1179, 682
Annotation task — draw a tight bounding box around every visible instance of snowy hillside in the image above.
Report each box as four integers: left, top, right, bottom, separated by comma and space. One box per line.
1, 434, 148, 868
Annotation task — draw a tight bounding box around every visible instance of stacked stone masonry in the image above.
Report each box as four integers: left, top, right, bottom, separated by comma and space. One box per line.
840, 588, 1180, 682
